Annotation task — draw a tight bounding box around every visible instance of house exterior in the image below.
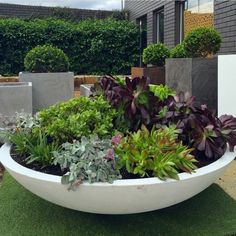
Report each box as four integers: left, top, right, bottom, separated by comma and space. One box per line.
125, 0, 236, 55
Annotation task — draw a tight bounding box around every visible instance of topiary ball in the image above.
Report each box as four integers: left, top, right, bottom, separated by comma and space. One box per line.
142, 43, 170, 67
24, 45, 70, 73
170, 43, 189, 58
184, 27, 222, 58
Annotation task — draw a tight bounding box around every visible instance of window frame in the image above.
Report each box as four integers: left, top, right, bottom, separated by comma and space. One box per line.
153, 7, 164, 44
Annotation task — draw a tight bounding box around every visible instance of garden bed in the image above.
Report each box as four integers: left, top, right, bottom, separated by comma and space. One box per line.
1, 75, 236, 214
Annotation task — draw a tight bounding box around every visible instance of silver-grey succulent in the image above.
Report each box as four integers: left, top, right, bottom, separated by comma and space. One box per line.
53, 135, 121, 189
0, 112, 40, 143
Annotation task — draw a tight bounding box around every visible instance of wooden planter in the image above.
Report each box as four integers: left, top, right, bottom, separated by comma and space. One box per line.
131, 66, 165, 85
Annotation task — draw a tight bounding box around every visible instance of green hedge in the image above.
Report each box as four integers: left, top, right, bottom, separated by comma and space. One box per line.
0, 18, 139, 75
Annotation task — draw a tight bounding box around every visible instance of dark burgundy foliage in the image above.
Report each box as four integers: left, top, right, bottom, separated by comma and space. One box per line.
100, 75, 160, 131
157, 92, 236, 159
219, 115, 236, 152
96, 76, 236, 160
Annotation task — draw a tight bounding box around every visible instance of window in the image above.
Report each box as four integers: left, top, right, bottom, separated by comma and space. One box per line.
177, 0, 214, 44
137, 15, 147, 66
183, 0, 214, 37
176, 1, 185, 44
154, 9, 164, 43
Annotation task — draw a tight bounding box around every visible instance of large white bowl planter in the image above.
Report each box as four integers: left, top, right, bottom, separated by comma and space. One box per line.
0, 143, 235, 214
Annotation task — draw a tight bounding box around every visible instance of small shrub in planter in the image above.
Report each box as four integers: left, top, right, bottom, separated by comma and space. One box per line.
166, 27, 222, 111
142, 43, 170, 66
170, 43, 189, 58
24, 45, 70, 73
184, 27, 222, 58
132, 44, 170, 85
20, 45, 74, 112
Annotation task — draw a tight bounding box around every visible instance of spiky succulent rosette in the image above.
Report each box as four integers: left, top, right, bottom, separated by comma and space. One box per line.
100, 75, 160, 131
157, 92, 236, 159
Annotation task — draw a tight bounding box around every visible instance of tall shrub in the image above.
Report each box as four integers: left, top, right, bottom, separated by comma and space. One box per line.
0, 18, 139, 75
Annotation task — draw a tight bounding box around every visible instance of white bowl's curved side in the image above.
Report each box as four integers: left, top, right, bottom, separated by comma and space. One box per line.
0, 143, 235, 214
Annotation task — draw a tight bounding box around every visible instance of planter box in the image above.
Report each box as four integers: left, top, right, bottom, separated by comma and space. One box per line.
131, 67, 165, 85
166, 58, 217, 112
0, 143, 234, 214
218, 55, 236, 117
19, 72, 74, 113
80, 84, 93, 97
0, 82, 32, 120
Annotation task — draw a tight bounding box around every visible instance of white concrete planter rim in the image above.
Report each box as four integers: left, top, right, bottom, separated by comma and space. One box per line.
1, 143, 235, 186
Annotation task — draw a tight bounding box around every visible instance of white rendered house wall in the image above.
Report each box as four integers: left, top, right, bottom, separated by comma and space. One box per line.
218, 55, 236, 117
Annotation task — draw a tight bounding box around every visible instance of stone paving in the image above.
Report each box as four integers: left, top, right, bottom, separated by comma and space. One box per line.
216, 161, 236, 200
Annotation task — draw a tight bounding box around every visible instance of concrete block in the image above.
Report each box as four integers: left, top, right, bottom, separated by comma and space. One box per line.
0, 82, 32, 120
166, 58, 217, 112
19, 72, 74, 113
80, 84, 93, 97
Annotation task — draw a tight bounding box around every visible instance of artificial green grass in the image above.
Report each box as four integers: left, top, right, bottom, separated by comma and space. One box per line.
0, 173, 236, 236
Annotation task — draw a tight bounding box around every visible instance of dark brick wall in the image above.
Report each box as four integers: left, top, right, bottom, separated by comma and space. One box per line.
214, 0, 236, 54
125, 0, 180, 48
0, 3, 113, 20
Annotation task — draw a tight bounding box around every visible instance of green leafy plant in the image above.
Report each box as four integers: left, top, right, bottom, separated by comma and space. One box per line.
9, 131, 33, 155
9, 129, 59, 167
149, 84, 176, 101
115, 126, 197, 180
142, 43, 170, 66
170, 43, 189, 58
184, 27, 222, 58
24, 45, 69, 73
24, 130, 60, 167
39, 96, 119, 143
53, 135, 121, 189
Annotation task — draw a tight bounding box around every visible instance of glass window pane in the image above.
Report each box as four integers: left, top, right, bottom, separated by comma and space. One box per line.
156, 9, 164, 43
159, 11, 164, 43
184, 0, 214, 37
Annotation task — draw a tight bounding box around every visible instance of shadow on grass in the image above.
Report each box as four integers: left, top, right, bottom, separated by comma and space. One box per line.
0, 173, 236, 236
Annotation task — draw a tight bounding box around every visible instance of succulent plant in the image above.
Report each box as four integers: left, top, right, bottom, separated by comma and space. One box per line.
219, 115, 236, 152
149, 84, 176, 101
156, 92, 236, 160
115, 125, 197, 180
100, 75, 160, 131
53, 135, 121, 189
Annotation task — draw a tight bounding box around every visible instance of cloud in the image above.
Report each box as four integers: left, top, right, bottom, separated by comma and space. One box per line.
0, 0, 121, 10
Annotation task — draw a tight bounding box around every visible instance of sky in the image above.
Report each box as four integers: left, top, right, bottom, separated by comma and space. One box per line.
0, 0, 122, 10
